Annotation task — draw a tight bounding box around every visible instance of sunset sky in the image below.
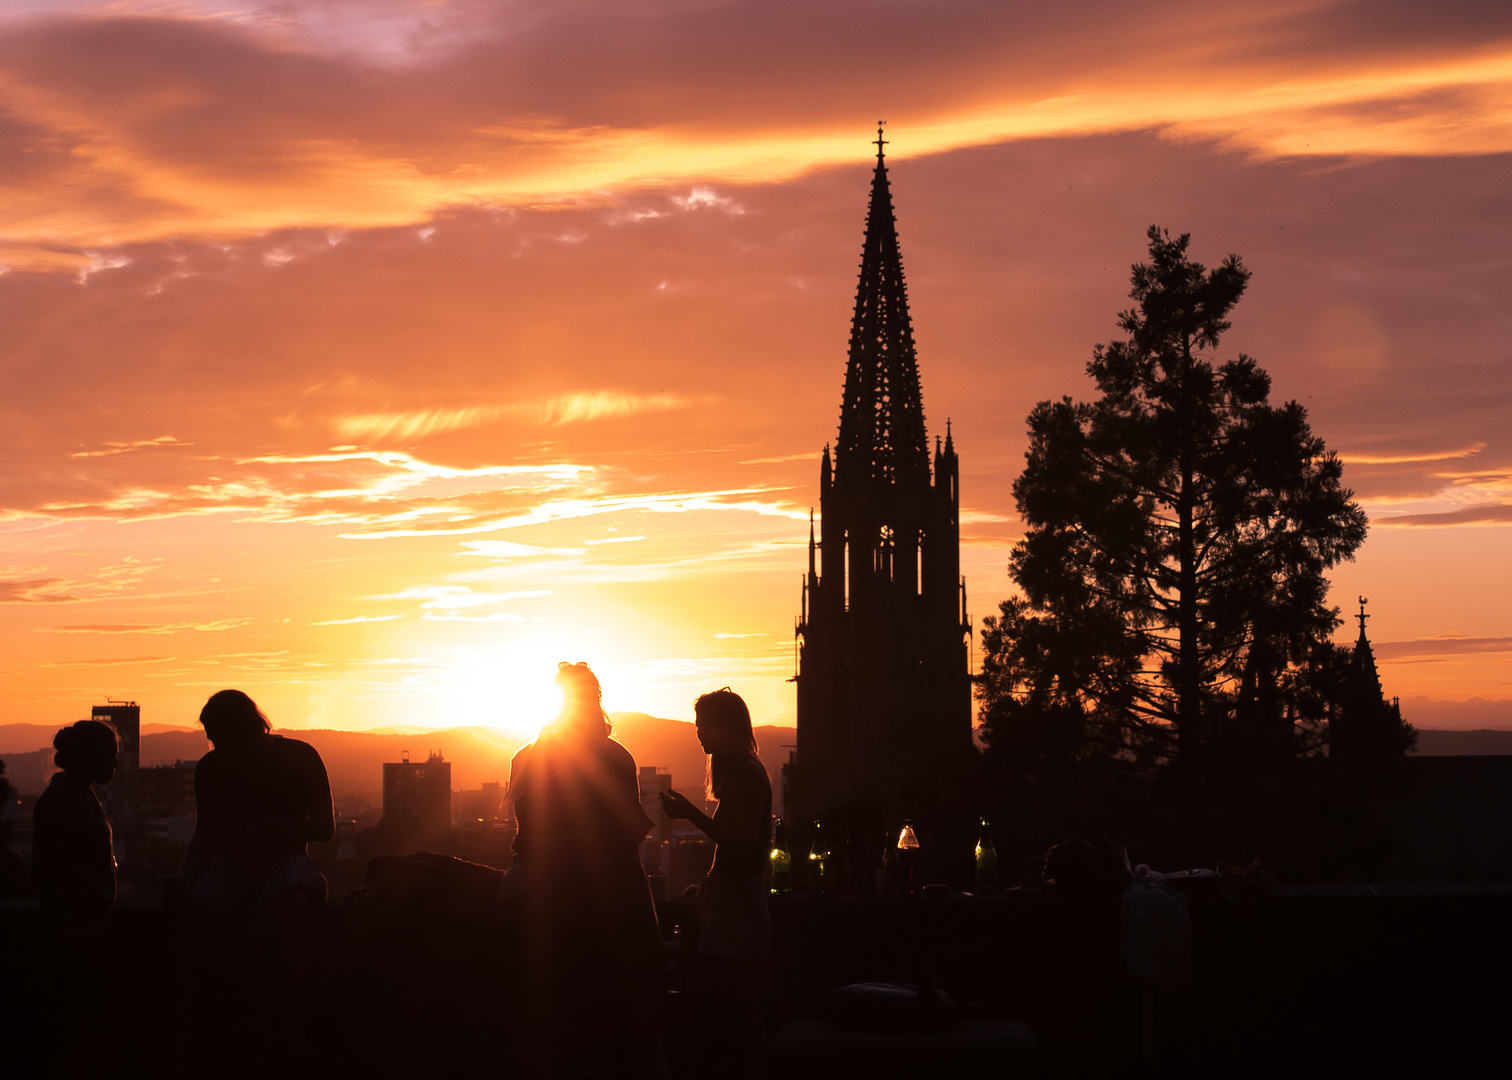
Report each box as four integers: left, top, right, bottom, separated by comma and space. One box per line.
2, 1, 1510, 739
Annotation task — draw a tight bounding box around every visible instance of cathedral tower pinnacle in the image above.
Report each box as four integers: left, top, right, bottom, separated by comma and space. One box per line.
788, 131, 973, 825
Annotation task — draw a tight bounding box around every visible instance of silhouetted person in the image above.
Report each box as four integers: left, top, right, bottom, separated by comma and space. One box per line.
660, 688, 772, 1079
167, 689, 333, 1063
32, 720, 119, 924
174, 689, 334, 908
506, 662, 668, 1079
29, 720, 119, 1077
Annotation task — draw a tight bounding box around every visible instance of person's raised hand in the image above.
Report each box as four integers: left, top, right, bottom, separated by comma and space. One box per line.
658, 789, 697, 820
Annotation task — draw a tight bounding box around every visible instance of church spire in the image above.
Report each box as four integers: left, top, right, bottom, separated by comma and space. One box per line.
1352, 595, 1382, 696
836, 123, 930, 494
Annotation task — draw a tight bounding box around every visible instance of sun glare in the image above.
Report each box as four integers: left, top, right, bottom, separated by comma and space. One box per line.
432, 636, 631, 741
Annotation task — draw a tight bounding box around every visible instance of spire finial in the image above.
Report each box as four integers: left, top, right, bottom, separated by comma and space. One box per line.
1356, 596, 1370, 633
874, 120, 888, 160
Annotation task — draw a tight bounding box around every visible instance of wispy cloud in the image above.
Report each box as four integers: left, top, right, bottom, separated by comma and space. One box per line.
334, 407, 497, 441
533, 392, 688, 426
738, 453, 814, 465
457, 541, 587, 559
332, 392, 688, 441
311, 614, 407, 625
1341, 443, 1486, 465
38, 618, 252, 634
1376, 504, 1512, 527
69, 436, 191, 459
0, 576, 79, 603
1375, 636, 1512, 659
1, 558, 163, 602
367, 586, 552, 611
343, 489, 804, 539
43, 655, 176, 666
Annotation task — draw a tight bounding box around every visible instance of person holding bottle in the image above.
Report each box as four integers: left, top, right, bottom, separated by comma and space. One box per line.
659, 687, 772, 1079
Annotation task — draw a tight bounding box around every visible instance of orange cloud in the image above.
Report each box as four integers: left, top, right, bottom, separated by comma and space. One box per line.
38, 618, 252, 634
0, 5, 1510, 248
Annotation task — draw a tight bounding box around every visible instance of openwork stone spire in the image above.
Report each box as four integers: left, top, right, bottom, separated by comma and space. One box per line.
789, 129, 972, 825
836, 126, 930, 494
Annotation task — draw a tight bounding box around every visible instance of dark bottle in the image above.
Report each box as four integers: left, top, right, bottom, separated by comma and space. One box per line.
896, 820, 920, 898
769, 817, 792, 896
808, 819, 832, 896
974, 816, 998, 890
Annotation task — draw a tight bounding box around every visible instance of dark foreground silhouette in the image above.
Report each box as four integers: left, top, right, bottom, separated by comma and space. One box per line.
162, 689, 335, 1071
504, 662, 669, 1078
660, 687, 773, 1079
29, 720, 120, 1078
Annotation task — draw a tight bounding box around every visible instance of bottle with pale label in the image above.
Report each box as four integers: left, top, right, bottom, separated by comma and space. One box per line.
769, 817, 791, 896
974, 816, 997, 890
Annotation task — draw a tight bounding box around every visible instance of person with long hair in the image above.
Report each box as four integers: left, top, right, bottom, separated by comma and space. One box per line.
505, 662, 668, 1078
658, 687, 772, 1079
175, 689, 333, 910
170, 689, 333, 1061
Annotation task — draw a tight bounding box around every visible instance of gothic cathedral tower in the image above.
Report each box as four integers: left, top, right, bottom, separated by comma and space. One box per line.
789, 131, 973, 821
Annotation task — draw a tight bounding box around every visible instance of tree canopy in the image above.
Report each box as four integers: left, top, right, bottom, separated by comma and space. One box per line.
980, 227, 1369, 799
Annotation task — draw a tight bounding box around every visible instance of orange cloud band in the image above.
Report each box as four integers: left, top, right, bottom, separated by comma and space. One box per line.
1, 7, 1510, 254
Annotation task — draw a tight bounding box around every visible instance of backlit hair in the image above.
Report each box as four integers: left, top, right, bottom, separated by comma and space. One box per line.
551, 661, 612, 738
695, 687, 759, 800
199, 689, 271, 744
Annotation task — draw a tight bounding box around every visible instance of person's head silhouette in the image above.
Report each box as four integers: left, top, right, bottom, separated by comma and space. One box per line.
199, 688, 271, 749
694, 688, 759, 799
52, 720, 119, 786
693, 688, 756, 757
551, 661, 611, 738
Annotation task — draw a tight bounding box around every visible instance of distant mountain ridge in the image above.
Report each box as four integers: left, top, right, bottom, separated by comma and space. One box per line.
1411, 729, 1512, 757
0, 715, 796, 812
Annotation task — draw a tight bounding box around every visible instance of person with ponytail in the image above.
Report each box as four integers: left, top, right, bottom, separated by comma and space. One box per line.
658, 687, 772, 1078
505, 661, 667, 1079
31, 720, 119, 921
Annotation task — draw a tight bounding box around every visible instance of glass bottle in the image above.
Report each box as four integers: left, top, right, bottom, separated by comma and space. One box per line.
896, 820, 920, 897
808, 819, 832, 896
769, 817, 792, 896
974, 816, 997, 890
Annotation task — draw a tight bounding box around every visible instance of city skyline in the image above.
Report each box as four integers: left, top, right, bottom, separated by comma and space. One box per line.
2, 2, 1510, 736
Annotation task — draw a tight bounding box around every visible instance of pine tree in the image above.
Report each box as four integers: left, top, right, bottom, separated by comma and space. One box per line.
981, 227, 1368, 802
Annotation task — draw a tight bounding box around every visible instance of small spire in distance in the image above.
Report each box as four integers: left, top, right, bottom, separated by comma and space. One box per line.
874, 120, 888, 161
